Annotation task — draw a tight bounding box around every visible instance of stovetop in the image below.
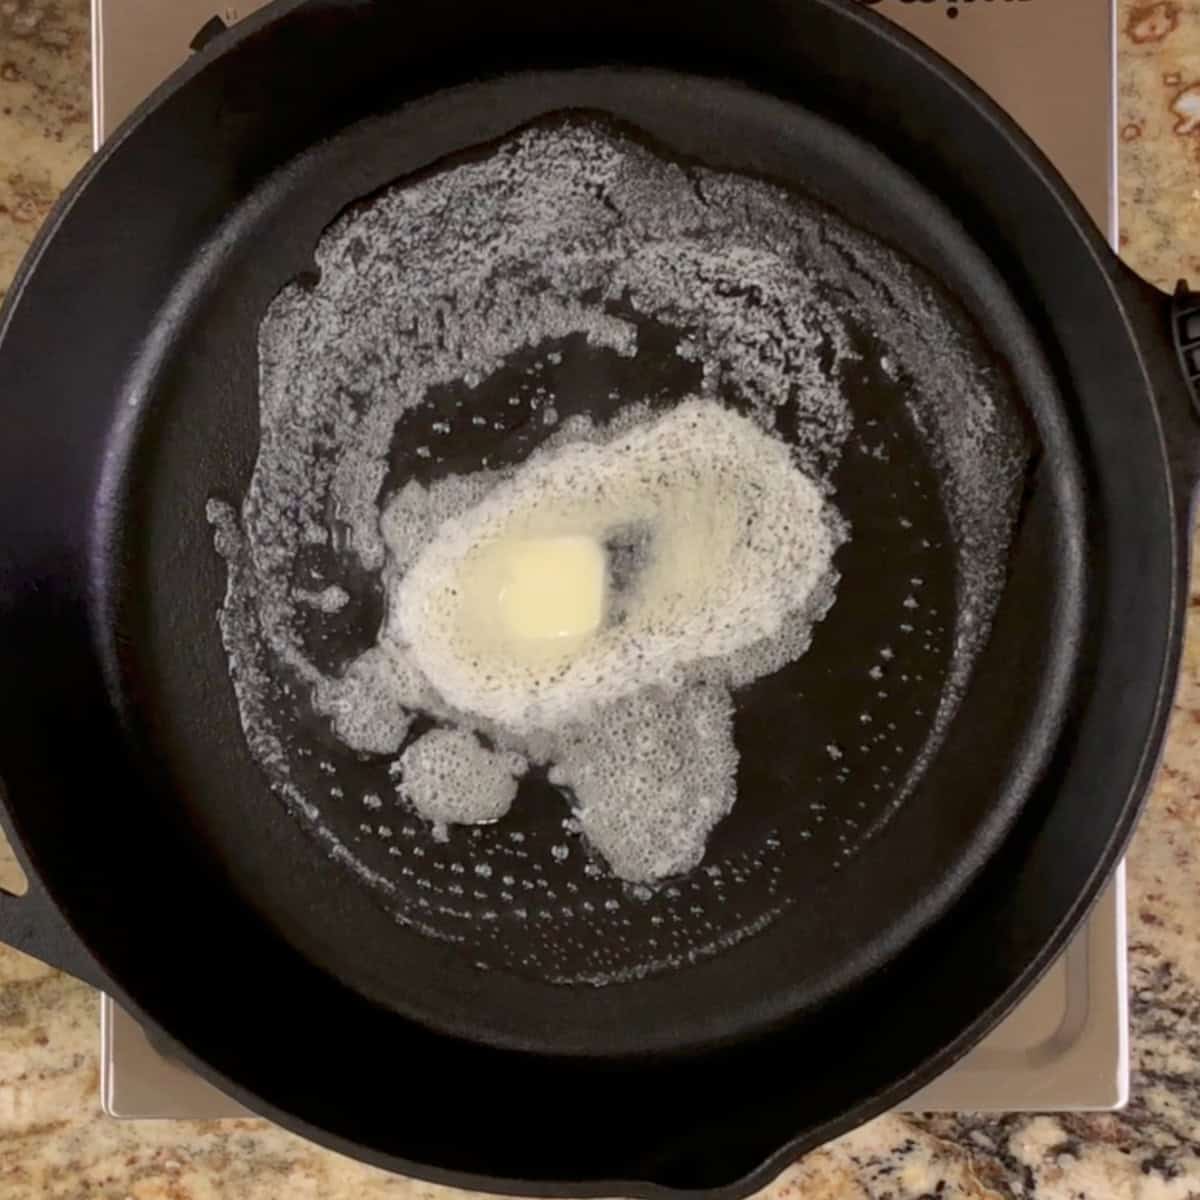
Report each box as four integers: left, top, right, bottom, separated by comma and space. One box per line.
93, 0, 1125, 1119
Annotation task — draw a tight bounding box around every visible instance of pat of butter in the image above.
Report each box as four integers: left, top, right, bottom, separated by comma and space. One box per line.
493, 534, 606, 641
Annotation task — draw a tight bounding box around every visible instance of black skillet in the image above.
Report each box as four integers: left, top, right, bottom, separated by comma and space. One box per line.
0, 0, 1197, 1195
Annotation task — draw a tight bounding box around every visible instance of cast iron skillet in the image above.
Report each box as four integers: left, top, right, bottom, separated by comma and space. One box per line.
0, 0, 1198, 1195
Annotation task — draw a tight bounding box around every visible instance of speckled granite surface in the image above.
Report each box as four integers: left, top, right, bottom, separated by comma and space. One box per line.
2, 1, 1200, 1196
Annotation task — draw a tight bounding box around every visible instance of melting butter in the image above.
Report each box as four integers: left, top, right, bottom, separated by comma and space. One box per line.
466, 533, 606, 644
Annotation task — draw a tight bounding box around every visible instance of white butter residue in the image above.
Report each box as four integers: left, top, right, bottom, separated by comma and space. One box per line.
394, 401, 838, 732
207, 116, 1027, 975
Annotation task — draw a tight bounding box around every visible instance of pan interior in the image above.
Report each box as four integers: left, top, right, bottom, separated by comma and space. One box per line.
109, 71, 1081, 1055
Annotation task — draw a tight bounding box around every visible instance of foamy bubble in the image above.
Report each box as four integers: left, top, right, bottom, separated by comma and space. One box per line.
546, 686, 737, 884
397, 729, 527, 841
294, 584, 350, 613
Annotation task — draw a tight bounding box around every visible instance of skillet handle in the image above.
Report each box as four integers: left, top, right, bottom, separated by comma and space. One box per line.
1169, 280, 1200, 421
0, 784, 109, 990
1114, 263, 1200, 500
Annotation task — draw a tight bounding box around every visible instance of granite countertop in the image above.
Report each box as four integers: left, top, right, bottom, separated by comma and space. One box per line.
2, 1, 1200, 1196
